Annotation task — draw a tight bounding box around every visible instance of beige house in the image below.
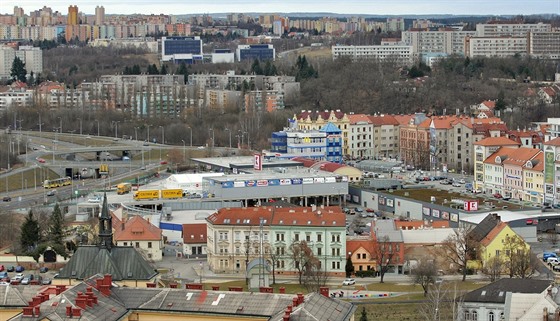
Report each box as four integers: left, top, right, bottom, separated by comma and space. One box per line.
114, 216, 164, 262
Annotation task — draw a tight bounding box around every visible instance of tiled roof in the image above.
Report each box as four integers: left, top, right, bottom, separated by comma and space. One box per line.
182, 223, 207, 244
469, 214, 501, 243
475, 137, 519, 147
114, 216, 162, 242
395, 220, 449, 229
0, 285, 43, 307
526, 152, 544, 171
346, 238, 374, 254
544, 137, 560, 146
480, 222, 507, 247
483, 147, 517, 165
368, 114, 399, 126
392, 114, 415, 125
207, 206, 345, 228
296, 110, 346, 121
501, 147, 541, 166
462, 278, 551, 303
481, 100, 496, 109
347, 114, 372, 124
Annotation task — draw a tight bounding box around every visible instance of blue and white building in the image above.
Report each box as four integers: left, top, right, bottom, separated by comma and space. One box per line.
236, 44, 275, 61
161, 36, 203, 63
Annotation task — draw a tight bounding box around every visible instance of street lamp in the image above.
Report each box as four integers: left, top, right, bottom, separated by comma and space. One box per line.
181, 139, 186, 164
134, 127, 139, 141
225, 128, 232, 149
187, 126, 192, 147
209, 128, 214, 148
77, 118, 83, 135
147, 125, 152, 143
159, 126, 165, 144
112, 121, 120, 139
95, 120, 100, 136
57, 117, 62, 134
199, 261, 203, 284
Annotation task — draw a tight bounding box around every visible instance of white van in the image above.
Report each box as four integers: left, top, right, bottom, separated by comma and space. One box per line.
547, 257, 560, 266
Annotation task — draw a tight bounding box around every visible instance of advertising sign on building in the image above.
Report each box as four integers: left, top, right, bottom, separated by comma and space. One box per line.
463, 200, 478, 211
253, 153, 263, 171
280, 179, 291, 185
234, 181, 245, 188
302, 178, 313, 184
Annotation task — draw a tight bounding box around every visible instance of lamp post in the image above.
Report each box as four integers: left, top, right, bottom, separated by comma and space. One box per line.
209, 128, 214, 148
95, 120, 100, 136
113, 121, 120, 139
199, 261, 203, 284
181, 139, 186, 164
147, 125, 152, 143
37, 113, 42, 134
187, 126, 192, 147
134, 127, 139, 141
58, 117, 62, 134
225, 128, 232, 149
77, 118, 83, 136
159, 126, 165, 144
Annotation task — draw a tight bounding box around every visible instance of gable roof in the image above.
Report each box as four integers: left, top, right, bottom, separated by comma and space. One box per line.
469, 214, 502, 243
544, 137, 560, 147
182, 223, 207, 244
462, 279, 551, 303
56, 246, 157, 281
368, 114, 399, 126
319, 122, 342, 133
500, 147, 541, 167
346, 238, 374, 255
483, 147, 516, 165
474, 136, 519, 147
114, 216, 162, 242
480, 222, 508, 247
347, 114, 372, 124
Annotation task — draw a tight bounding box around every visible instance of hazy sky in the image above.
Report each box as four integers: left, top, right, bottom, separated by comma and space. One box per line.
1, 0, 558, 16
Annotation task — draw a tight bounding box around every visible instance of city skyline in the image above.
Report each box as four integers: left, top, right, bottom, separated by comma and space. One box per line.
1, 0, 558, 16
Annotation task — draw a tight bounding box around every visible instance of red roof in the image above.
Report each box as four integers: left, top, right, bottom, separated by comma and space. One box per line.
483, 147, 518, 165
501, 147, 541, 166
182, 223, 207, 244
481, 100, 496, 109
368, 114, 399, 126
296, 110, 345, 121
544, 137, 560, 147
113, 216, 162, 241
347, 114, 372, 124
481, 222, 507, 247
207, 206, 345, 227
346, 239, 374, 255
392, 114, 415, 125
474, 137, 519, 147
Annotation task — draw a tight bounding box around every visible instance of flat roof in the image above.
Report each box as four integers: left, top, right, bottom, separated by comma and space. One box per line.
460, 209, 553, 224
206, 167, 346, 183
164, 210, 216, 224
191, 156, 302, 170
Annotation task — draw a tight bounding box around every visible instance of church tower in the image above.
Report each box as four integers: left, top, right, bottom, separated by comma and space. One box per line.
98, 193, 113, 249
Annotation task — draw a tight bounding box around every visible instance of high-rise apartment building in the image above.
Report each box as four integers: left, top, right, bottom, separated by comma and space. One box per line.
95, 6, 105, 26
67, 5, 78, 25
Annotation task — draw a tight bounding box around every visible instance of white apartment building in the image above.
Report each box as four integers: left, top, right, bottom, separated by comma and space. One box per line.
0, 89, 33, 111
15, 45, 43, 76
475, 23, 551, 37
347, 114, 373, 160
401, 30, 475, 55
465, 36, 528, 58
528, 32, 560, 59
332, 45, 414, 65
0, 46, 15, 80
369, 114, 400, 159
483, 150, 507, 195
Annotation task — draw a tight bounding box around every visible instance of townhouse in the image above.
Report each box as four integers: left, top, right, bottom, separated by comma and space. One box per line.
206, 206, 346, 277
473, 137, 519, 192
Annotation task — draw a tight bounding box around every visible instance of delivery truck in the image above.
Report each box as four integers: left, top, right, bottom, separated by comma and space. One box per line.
161, 189, 183, 199
133, 190, 160, 201
117, 183, 132, 195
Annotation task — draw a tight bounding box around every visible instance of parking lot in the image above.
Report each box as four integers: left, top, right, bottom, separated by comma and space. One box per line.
0, 264, 57, 286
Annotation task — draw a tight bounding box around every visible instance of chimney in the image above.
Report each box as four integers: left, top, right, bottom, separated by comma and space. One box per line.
286, 305, 293, 314
72, 308, 82, 317
320, 287, 329, 298
31, 296, 42, 307
22, 307, 34, 317
292, 297, 298, 307
75, 297, 87, 309
103, 274, 113, 287
99, 284, 111, 296
96, 278, 104, 290
34, 306, 40, 317
66, 305, 72, 317
297, 293, 304, 305
283, 308, 291, 321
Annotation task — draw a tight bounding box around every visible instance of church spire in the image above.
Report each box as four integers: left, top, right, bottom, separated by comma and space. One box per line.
98, 193, 113, 249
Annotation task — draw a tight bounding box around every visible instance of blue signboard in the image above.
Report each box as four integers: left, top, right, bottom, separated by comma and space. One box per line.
291, 178, 302, 185
268, 179, 280, 186
222, 181, 234, 188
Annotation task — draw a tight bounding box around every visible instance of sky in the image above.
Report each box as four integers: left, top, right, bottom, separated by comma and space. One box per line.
1, 0, 559, 16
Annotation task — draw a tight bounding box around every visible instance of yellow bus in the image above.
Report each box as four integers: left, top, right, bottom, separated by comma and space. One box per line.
43, 177, 72, 189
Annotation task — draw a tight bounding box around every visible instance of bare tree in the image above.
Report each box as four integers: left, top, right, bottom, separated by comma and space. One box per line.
547, 232, 559, 247
437, 226, 479, 281
289, 241, 315, 285
303, 258, 329, 293
372, 235, 398, 283
411, 259, 438, 297
419, 281, 464, 321
502, 234, 535, 278
481, 255, 503, 282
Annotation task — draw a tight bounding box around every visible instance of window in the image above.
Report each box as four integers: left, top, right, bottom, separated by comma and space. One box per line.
488, 312, 494, 321
276, 233, 284, 241
135, 242, 140, 248
123, 242, 127, 246
147, 242, 152, 249
472, 311, 478, 321
317, 248, 322, 256
294, 233, 299, 241
219, 232, 228, 241
306, 234, 311, 242
317, 234, 322, 242
464, 311, 471, 321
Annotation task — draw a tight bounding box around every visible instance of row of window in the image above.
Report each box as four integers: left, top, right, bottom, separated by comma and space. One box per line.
463, 310, 503, 321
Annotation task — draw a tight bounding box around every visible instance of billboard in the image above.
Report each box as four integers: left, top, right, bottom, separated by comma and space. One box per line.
545, 151, 555, 185
253, 153, 263, 171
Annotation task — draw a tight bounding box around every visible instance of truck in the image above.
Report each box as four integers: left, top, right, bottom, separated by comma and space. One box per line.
117, 183, 132, 195
133, 190, 160, 201
161, 189, 183, 199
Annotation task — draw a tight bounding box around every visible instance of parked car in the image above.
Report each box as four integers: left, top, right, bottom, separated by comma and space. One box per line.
452, 182, 461, 187
2, 196, 11, 202
355, 207, 364, 213
15, 266, 24, 272
46, 189, 57, 196
88, 196, 101, 203
342, 278, 356, 285
41, 278, 52, 285
0, 264, 4, 272
547, 257, 560, 266
0, 272, 8, 281
543, 252, 558, 262
493, 193, 503, 199
6, 266, 15, 272
39, 267, 49, 273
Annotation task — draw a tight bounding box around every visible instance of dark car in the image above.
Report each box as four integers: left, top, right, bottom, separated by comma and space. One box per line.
39, 267, 49, 273
6, 266, 15, 272
2, 196, 11, 202
15, 265, 24, 272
